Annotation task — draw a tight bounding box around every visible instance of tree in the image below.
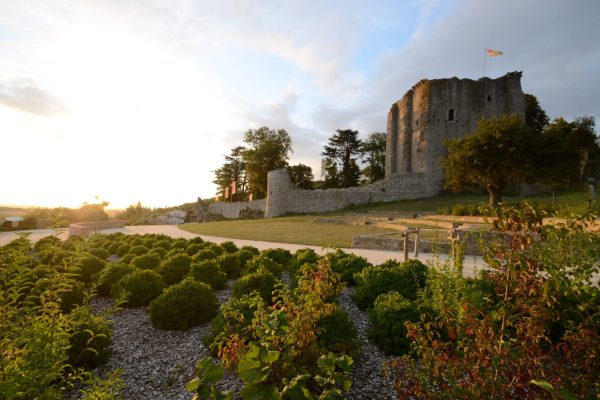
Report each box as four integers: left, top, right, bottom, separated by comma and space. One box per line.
361, 132, 386, 184
442, 114, 534, 206
287, 164, 314, 190
243, 127, 292, 199
213, 146, 248, 200
524, 94, 549, 134
321, 129, 362, 188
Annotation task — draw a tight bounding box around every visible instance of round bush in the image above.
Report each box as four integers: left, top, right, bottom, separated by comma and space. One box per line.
232, 269, 277, 303
149, 247, 167, 260
73, 253, 106, 285
154, 239, 172, 250
186, 243, 203, 256
107, 241, 122, 255
367, 291, 419, 356
111, 269, 166, 307
131, 253, 161, 270
96, 263, 135, 295
206, 244, 223, 257
260, 248, 292, 266
189, 237, 205, 245
67, 305, 112, 369
235, 249, 255, 270
129, 237, 144, 246
60, 281, 86, 313
87, 247, 110, 261
34, 235, 62, 253
148, 278, 218, 330
127, 245, 149, 256
289, 249, 320, 276
328, 251, 370, 285
217, 253, 242, 278
62, 236, 85, 251
116, 244, 132, 257
157, 253, 193, 285
240, 245, 260, 256
119, 253, 136, 265
246, 255, 283, 276
189, 260, 227, 290
220, 241, 238, 254
193, 249, 218, 263
317, 304, 357, 355
170, 239, 188, 250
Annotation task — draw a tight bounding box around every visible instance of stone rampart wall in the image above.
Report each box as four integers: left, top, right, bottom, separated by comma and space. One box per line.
264, 169, 433, 218
69, 220, 126, 237
208, 199, 266, 219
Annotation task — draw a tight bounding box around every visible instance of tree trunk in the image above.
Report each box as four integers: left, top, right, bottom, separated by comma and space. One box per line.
488, 185, 503, 207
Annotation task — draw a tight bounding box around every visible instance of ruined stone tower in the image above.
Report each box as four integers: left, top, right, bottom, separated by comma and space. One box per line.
385, 71, 525, 193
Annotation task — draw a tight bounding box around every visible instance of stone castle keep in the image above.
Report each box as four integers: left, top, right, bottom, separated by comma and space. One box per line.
209, 72, 526, 218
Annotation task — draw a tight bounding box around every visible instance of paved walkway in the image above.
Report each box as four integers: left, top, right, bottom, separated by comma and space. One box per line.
0, 225, 486, 277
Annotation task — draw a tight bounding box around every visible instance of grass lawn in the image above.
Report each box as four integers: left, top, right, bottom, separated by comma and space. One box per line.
180, 215, 396, 248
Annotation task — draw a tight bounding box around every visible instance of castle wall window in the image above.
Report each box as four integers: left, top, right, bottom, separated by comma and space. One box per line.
487, 95, 492, 101
448, 108, 455, 121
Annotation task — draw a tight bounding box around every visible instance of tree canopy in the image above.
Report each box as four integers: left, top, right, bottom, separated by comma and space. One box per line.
213, 146, 248, 201
287, 164, 314, 190
361, 132, 386, 184
243, 127, 292, 199
321, 129, 362, 188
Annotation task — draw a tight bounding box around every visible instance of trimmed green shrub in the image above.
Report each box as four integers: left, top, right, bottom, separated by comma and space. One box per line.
149, 247, 167, 260
367, 291, 419, 356
317, 304, 357, 355
34, 235, 62, 253
157, 253, 193, 285
235, 249, 255, 269
352, 259, 428, 310
206, 244, 223, 257
189, 237, 205, 245
170, 239, 189, 250
96, 263, 135, 296
111, 269, 166, 307
261, 248, 292, 266
232, 269, 277, 303
186, 243, 203, 256
189, 260, 227, 290
193, 249, 218, 263
119, 253, 136, 265
217, 253, 242, 278
154, 239, 172, 250
240, 245, 260, 256
246, 254, 283, 276
129, 237, 144, 246
148, 278, 218, 330
127, 245, 149, 256
73, 253, 106, 285
116, 244, 132, 257
327, 251, 370, 285
107, 241, 121, 255
220, 241, 238, 254
67, 305, 112, 368
87, 247, 109, 261
62, 236, 86, 251
130, 253, 161, 270
289, 248, 320, 277
60, 281, 86, 313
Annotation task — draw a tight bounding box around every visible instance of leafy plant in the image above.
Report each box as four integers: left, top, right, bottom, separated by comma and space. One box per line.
189, 260, 227, 290
157, 253, 193, 285
111, 269, 166, 307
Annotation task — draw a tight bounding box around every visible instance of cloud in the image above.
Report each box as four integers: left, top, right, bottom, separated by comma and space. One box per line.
0, 80, 67, 116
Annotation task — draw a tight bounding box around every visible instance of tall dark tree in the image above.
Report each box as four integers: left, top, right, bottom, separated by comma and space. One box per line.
287, 164, 314, 190
213, 146, 248, 200
524, 94, 549, 134
442, 114, 534, 206
361, 132, 386, 184
243, 127, 292, 199
321, 129, 362, 188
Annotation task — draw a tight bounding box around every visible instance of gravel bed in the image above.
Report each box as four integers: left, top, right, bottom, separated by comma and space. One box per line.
338, 287, 397, 399
92, 280, 242, 400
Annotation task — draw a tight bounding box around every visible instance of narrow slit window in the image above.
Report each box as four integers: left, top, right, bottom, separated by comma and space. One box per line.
448, 109, 455, 121
487, 95, 492, 101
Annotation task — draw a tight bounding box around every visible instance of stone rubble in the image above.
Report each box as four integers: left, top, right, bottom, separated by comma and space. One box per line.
92, 278, 399, 399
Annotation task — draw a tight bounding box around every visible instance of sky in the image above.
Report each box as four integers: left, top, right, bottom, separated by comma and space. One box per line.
1, 0, 599, 209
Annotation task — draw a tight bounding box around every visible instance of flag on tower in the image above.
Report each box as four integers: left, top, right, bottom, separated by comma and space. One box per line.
486, 48, 503, 57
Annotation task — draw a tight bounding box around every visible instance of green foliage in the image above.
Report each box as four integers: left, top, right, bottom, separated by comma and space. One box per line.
322, 129, 362, 188
260, 248, 292, 266
316, 304, 357, 356
127, 245, 149, 256
67, 305, 112, 369
119, 253, 136, 265
189, 260, 227, 290
217, 253, 242, 278
220, 241, 239, 254
96, 263, 135, 296
235, 249, 255, 269
326, 250, 370, 285
186, 357, 233, 400
241, 245, 260, 256
115, 243, 132, 257
111, 269, 166, 307
361, 132, 386, 184
232, 269, 277, 303
148, 278, 218, 330
246, 254, 284, 277
157, 253, 193, 285
368, 291, 419, 355
287, 163, 314, 189
194, 248, 218, 263
352, 259, 428, 310
149, 247, 167, 260
153, 239, 172, 250
73, 253, 106, 285
213, 146, 249, 201
87, 246, 110, 260
186, 243, 203, 256
130, 253, 161, 270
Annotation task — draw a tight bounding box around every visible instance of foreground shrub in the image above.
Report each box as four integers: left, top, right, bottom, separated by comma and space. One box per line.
67, 305, 112, 369
245, 254, 283, 276
148, 278, 218, 330
149, 247, 167, 260
234, 249, 255, 269
317, 304, 357, 355
96, 263, 135, 296
186, 243, 203, 256
220, 241, 238, 254
260, 248, 292, 266
157, 253, 193, 285
87, 247, 110, 261
352, 259, 428, 310
217, 253, 242, 278
193, 249, 218, 263
368, 291, 419, 355
115, 244, 132, 257
189, 260, 227, 290
111, 269, 166, 307
73, 253, 107, 286
327, 250, 370, 285
232, 269, 277, 303
130, 253, 161, 270
127, 245, 149, 256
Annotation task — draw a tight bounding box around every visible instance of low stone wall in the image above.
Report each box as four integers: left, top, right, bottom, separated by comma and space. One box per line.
264, 169, 434, 218
69, 220, 126, 237
352, 232, 483, 255
208, 199, 266, 219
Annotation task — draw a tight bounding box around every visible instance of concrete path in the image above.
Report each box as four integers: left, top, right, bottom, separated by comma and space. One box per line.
0, 225, 486, 277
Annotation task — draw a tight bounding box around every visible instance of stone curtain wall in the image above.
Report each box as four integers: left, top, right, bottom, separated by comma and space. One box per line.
69, 220, 126, 237
208, 199, 266, 219
264, 169, 432, 218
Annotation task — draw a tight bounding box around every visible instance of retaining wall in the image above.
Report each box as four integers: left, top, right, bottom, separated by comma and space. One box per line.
208, 199, 266, 219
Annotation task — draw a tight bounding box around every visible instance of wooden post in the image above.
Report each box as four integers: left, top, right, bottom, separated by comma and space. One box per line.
413, 227, 420, 257
403, 232, 408, 262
